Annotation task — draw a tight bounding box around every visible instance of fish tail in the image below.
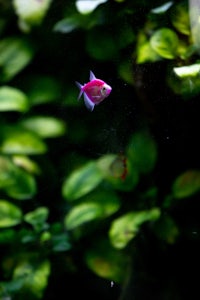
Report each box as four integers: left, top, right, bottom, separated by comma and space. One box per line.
75, 81, 83, 100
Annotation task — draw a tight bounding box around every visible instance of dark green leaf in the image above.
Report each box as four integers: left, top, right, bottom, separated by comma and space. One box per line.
172, 170, 200, 198
127, 131, 157, 174
85, 238, 129, 283
24, 207, 49, 231
0, 156, 37, 200
13, 259, 51, 299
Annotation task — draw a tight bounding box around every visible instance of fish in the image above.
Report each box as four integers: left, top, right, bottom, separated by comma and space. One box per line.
75, 70, 112, 111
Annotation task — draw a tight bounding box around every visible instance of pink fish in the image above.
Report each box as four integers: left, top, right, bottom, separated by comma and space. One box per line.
76, 71, 112, 111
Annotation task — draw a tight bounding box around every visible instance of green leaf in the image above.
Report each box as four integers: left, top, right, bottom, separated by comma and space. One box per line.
0, 156, 37, 200
0, 37, 35, 81
24, 207, 49, 231
0, 86, 29, 112
5, 167, 37, 200
170, 2, 190, 35
150, 28, 179, 59
51, 233, 71, 252
12, 155, 41, 174
13, 0, 52, 32
25, 76, 61, 105
62, 161, 103, 201
0, 126, 47, 155
172, 170, 200, 198
13, 259, 51, 299
65, 190, 120, 230
65, 203, 102, 230
0, 200, 22, 227
109, 208, 160, 249
136, 32, 161, 63
20, 116, 66, 138
127, 131, 157, 174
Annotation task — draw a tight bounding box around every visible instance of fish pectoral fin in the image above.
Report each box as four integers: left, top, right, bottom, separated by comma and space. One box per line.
83, 93, 95, 111
89, 70, 96, 81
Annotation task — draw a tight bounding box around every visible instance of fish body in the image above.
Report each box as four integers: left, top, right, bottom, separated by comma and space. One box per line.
76, 71, 112, 111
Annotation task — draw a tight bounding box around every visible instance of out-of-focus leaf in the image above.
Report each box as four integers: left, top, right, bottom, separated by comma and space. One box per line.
86, 28, 118, 60
13, 0, 52, 32
20, 116, 66, 138
85, 239, 129, 283
118, 60, 134, 85
53, 17, 80, 33
24, 207, 49, 231
174, 64, 200, 78
75, 0, 107, 14
168, 71, 200, 97
0, 228, 16, 244
0, 156, 37, 200
150, 28, 179, 59
12, 155, 41, 174
54, 12, 102, 33
151, 2, 173, 14
51, 233, 71, 252
136, 32, 161, 64
0, 37, 35, 81
0, 126, 47, 155
65, 203, 102, 230
13, 259, 51, 299
170, 2, 190, 35
25, 76, 61, 105
5, 167, 37, 200
189, 0, 200, 53
0, 86, 29, 112
117, 25, 135, 49
154, 215, 179, 244
65, 190, 120, 230
62, 161, 103, 201
172, 170, 200, 198
127, 131, 157, 174
0, 200, 22, 227
109, 208, 161, 249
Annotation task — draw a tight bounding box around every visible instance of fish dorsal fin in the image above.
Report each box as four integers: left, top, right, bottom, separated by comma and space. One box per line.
89, 70, 96, 81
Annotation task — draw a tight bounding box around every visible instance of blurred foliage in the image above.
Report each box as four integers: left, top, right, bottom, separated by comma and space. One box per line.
0, 0, 200, 299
